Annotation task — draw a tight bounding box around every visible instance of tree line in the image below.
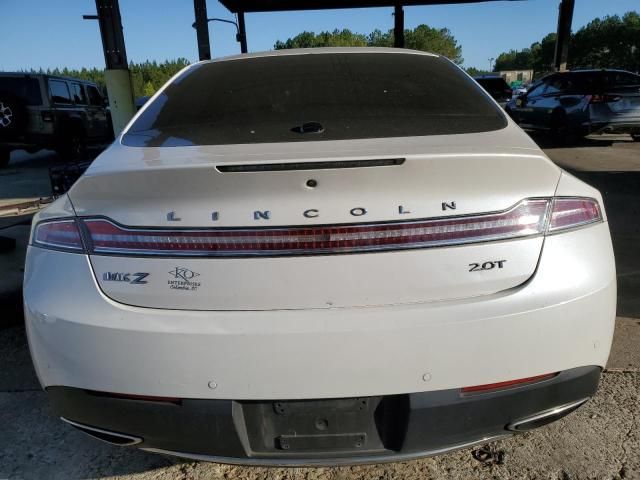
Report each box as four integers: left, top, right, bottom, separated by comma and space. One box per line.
274, 11, 639, 79
494, 12, 639, 77
22, 59, 190, 98
275, 25, 463, 64
12, 10, 638, 94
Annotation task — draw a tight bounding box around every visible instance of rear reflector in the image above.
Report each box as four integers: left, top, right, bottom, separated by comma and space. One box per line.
461, 373, 558, 394
33, 219, 84, 252
589, 94, 621, 104
82, 199, 551, 256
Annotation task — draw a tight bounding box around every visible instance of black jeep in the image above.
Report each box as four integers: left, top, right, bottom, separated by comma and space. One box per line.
0, 73, 113, 167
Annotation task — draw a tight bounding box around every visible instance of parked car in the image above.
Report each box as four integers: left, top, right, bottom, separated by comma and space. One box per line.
0, 73, 113, 167
506, 69, 640, 140
473, 75, 513, 107
25, 48, 615, 465
512, 84, 529, 98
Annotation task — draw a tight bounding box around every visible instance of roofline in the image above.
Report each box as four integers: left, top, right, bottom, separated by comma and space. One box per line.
203, 47, 440, 64
0, 72, 100, 86
219, 0, 521, 13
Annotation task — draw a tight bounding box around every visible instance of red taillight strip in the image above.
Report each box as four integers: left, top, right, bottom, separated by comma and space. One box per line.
548, 198, 601, 232
33, 219, 84, 251
82, 199, 551, 257
461, 373, 558, 394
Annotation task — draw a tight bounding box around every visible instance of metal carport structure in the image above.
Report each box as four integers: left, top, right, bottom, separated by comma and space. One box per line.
86, 0, 576, 135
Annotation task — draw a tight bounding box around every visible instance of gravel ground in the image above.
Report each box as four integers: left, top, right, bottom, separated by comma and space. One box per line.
0, 371, 637, 480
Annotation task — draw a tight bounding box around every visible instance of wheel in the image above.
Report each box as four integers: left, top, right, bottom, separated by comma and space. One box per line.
549, 110, 570, 145
0, 93, 28, 141
0, 148, 10, 168
57, 129, 87, 161
632, 134, 640, 142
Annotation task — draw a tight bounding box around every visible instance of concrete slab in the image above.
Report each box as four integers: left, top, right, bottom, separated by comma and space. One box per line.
608, 317, 640, 372
0, 150, 56, 203
543, 135, 640, 172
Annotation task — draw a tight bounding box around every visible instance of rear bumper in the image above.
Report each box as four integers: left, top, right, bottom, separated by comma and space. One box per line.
48, 365, 600, 465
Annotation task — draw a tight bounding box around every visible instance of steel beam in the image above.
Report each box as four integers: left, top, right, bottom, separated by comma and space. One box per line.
553, 0, 574, 72
194, 0, 212, 60
237, 11, 248, 53
394, 4, 405, 48
90, 0, 134, 136
94, 0, 128, 69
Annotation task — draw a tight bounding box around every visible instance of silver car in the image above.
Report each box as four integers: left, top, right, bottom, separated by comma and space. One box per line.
506, 69, 640, 140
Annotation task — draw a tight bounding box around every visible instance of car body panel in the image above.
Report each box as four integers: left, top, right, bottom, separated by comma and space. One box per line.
25, 221, 615, 400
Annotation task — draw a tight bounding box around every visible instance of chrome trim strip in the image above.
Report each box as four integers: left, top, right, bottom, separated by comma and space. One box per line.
82, 198, 553, 258
142, 434, 511, 467
506, 398, 589, 431
60, 417, 143, 446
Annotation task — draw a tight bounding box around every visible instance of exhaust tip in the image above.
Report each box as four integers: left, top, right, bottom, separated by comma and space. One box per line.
61, 417, 143, 446
506, 398, 589, 432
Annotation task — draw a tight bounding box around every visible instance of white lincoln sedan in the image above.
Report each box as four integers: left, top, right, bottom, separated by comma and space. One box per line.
24, 48, 616, 465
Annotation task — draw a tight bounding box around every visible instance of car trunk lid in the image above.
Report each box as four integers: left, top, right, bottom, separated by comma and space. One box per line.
70, 133, 560, 310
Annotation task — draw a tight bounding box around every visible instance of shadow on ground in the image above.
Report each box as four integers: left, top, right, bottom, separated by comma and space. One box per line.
570, 171, 640, 318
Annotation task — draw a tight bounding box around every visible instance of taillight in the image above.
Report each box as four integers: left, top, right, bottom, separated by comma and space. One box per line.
589, 94, 621, 104
33, 219, 85, 252
461, 372, 558, 395
81, 199, 550, 257
548, 197, 602, 233
31, 198, 602, 256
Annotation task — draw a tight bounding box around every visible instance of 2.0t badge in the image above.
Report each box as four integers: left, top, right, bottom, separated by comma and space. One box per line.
168, 267, 201, 291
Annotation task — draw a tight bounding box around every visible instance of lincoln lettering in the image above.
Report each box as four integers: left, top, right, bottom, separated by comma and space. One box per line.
169, 203, 459, 222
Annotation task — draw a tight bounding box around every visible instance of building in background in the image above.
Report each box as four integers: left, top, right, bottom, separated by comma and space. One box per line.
500, 69, 534, 87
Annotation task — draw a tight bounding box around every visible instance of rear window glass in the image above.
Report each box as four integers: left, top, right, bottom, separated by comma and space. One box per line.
49, 80, 72, 104
0, 77, 42, 105
70, 83, 87, 104
603, 71, 640, 88
86, 85, 104, 106
123, 53, 507, 147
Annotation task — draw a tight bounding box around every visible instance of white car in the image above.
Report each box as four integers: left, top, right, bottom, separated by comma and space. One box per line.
25, 48, 616, 465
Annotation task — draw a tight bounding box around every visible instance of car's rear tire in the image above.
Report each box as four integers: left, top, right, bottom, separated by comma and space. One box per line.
57, 129, 88, 162
550, 110, 571, 145
632, 134, 640, 142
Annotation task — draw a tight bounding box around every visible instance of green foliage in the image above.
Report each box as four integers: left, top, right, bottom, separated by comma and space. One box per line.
494, 11, 639, 76
465, 67, 492, 77
21, 58, 191, 98
274, 29, 367, 49
570, 11, 640, 70
275, 24, 463, 64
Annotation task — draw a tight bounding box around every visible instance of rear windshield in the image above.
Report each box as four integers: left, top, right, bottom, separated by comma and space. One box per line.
0, 77, 42, 105
123, 52, 507, 147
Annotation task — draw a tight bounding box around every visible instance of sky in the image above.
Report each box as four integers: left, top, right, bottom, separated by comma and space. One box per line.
1, 0, 638, 72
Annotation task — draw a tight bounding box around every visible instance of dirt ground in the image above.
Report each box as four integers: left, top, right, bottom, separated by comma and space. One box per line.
1, 136, 639, 480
